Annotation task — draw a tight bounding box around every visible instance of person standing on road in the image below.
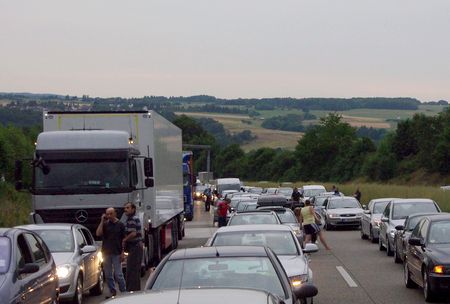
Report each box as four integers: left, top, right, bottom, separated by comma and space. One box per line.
203, 187, 212, 211
353, 188, 361, 202
122, 202, 144, 291
291, 187, 302, 207
217, 198, 230, 227
297, 200, 331, 250
96, 207, 126, 299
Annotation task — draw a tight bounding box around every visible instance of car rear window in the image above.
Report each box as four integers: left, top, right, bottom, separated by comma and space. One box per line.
229, 214, 278, 225
373, 201, 389, 214
0, 237, 11, 273
392, 202, 439, 220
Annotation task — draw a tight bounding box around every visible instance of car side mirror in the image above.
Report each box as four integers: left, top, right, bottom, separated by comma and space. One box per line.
408, 237, 424, 246
364, 210, 371, 214
80, 245, 97, 255
381, 217, 389, 222
303, 243, 319, 253
19, 263, 39, 275
293, 284, 318, 300
362, 204, 367, 210
145, 178, 154, 188
395, 225, 404, 231
144, 158, 153, 177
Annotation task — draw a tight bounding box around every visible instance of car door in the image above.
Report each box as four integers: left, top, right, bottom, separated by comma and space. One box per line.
380, 203, 391, 246
362, 200, 373, 235
79, 227, 98, 288
74, 227, 91, 289
408, 219, 428, 282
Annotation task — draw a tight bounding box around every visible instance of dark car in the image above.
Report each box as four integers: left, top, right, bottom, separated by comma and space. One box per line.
256, 195, 291, 208
404, 214, 450, 302
144, 246, 318, 304
228, 210, 282, 226
0, 227, 59, 304
393, 212, 440, 264
256, 206, 303, 243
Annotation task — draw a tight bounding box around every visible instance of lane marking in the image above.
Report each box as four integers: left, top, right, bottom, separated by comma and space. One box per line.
336, 266, 358, 287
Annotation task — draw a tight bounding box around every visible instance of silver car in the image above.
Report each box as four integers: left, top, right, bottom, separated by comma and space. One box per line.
17, 224, 103, 304
321, 196, 363, 230
205, 224, 318, 303
378, 198, 441, 256
360, 198, 398, 242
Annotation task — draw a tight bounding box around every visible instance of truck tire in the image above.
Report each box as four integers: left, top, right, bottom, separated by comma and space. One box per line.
178, 217, 183, 240
171, 220, 179, 250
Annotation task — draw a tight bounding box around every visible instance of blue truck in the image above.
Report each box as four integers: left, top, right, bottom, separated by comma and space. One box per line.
182, 151, 194, 221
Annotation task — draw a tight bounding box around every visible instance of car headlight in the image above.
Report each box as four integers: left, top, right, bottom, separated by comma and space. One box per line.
290, 274, 309, 287
57, 264, 74, 279
97, 251, 103, 263
328, 214, 339, 218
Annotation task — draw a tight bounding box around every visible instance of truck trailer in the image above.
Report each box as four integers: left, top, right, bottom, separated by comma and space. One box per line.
15, 111, 184, 267
182, 151, 194, 221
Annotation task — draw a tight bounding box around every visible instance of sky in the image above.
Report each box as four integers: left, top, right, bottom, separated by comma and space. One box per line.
1, 0, 450, 101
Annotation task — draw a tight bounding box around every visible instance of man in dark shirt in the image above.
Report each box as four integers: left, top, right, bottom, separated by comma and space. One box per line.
122, 202, 143, 291
96, 207, 126, 298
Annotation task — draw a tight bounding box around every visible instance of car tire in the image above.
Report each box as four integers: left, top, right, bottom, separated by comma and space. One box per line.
378, 235, 385, 251
423, 270, 436, 302
404, 262, 417, 289
90, 268, 104, 295
386, 237, 394, 256
70, 275, 83, 304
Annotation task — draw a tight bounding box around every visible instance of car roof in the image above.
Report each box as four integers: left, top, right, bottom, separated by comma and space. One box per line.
406, 212, 442, 219
390, 198, 435, 204
302, 185, 325, 189
0, 228, 13, 237
329, 196, 357, 201
168, 246, 269, 260
216, 224, 292, 233
370, 198, 400, 203
257, 206, 289, 212
257, 195, 287, 202
423, 213, 450, 222
234, 210, 277, 215
15, 223, 76, 231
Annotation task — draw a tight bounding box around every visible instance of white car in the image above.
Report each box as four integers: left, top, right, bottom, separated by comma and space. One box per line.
321, 196, 363, 230
205, 224, 318, 303
301, 185, 327, 201
360, 198, 398, 242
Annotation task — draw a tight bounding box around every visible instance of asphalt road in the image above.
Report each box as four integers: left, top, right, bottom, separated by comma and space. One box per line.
85, 201, 450, 304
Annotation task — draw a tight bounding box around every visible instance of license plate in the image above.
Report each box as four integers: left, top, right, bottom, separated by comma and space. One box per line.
342, 218, 355, 222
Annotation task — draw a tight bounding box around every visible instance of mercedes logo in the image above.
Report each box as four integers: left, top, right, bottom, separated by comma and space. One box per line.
75, 210, 88, 223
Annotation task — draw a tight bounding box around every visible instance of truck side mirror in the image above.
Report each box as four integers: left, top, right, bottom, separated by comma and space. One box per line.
145, 178, 154, 188
15, 160, 23, 191
144, 158, 153, 177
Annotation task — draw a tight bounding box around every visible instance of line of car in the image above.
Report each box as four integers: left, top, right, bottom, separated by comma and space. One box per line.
105, 188, 321, 304
359, 197, 450, 302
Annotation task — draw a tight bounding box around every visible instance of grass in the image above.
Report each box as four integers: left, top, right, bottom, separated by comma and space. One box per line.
0, 183, 31, 227
247, 181, 450, 212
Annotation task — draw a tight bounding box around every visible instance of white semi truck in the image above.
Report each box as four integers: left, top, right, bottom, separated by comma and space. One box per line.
15, 111, 184, 267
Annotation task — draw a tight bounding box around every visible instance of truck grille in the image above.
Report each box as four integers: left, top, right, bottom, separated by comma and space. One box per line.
37, 208, 124, 240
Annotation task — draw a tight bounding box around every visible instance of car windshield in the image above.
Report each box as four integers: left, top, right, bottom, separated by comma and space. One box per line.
151, 257, 286, 299
35, 160, 130, 194
229, 214, 278, 225
0, 237, 11, 274
406, 216, 426, 231
276, 211, 297, 224
277, 188, 292, 195
392, 202, 438, 220
237, 201, 256, 212
328, 199, 360, 209
428, 221, 450, 244
212, 231, 298, 255
373, 201, 390, 214
248, 187, 263, 194
266, 188, 277, 194
35, 230, 74, 252
304, 189, 326, 197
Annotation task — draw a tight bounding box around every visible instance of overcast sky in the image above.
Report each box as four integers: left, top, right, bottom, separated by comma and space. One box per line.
1, 0, 450, 101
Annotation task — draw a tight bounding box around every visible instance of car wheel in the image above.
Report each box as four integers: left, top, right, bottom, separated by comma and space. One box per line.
404, 262, 417, 288
386, 237, 394, 256
90, 268, 104, 295
423, 270, 436, 302
70, 275, 83, 304
378, 235, 385, 251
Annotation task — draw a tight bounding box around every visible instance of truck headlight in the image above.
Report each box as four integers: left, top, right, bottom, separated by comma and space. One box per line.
290, 274, 308, 287
57, 264, 74, 279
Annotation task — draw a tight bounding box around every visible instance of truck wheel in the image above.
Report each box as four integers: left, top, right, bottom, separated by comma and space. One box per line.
171, 220, 179, 250
178, 217, 183, 240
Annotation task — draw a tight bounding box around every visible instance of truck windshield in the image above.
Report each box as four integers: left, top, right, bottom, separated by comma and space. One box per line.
34, 160, 131, 194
